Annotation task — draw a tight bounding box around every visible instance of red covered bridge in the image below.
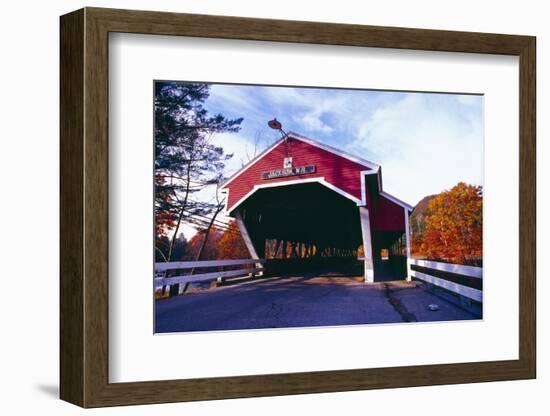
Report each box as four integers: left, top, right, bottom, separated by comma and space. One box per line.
220, 132, 413, 282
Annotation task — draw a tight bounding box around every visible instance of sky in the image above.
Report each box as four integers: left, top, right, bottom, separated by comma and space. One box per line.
177, 82, 483, 239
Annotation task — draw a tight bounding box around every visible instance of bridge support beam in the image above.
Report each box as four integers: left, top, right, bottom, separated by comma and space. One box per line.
404, 207, 412, 282
358, 206, 375, 283
235, 210, 263, 273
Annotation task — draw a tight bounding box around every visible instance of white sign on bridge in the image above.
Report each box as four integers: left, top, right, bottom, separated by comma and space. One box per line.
261, 165, 315, 180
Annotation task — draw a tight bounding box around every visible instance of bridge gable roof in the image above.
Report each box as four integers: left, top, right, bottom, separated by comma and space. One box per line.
221, 132, 379, 190
220, 132, 412, 214
222, 133, 380, 212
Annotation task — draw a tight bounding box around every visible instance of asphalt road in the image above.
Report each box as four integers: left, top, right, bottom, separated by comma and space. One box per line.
155, 274, 479, 333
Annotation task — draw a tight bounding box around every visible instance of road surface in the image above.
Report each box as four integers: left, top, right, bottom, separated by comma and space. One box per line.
155, 274, 479, 333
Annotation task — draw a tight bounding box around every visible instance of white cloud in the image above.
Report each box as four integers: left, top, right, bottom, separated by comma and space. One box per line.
351, 94, 483, 205
296, 113, 334, 134
211, 131, 278, 175
261, 86, 312, 107
208, 84, 259, 114
263, 87, 352, 135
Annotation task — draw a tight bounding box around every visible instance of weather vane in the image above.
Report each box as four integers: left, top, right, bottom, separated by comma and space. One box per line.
267, 118, 287, 136
268, 118, 291, 160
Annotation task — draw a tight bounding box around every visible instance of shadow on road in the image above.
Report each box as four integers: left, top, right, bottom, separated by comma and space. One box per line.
155, 275, 480, 334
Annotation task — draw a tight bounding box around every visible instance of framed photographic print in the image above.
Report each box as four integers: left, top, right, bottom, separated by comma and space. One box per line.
60, 7, 536, 408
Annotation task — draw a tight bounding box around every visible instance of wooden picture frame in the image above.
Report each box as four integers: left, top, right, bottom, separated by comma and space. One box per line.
60, 7, 536, 408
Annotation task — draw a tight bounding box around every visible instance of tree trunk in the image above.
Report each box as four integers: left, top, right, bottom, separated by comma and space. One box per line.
167, 163, 192, 262
181, 203, 224, 293
166, 163, 192, 297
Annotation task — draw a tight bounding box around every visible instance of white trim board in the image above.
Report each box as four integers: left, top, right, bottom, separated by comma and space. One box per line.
226, 176, 362, 215
410, 259, 483, 279
360, 169, 381, 205
380, 191, 414, 211
226, 174, 414, 215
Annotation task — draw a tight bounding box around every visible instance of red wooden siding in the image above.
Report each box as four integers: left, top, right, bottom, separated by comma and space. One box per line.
372, 194, 406, 231
223, 136, 373, 212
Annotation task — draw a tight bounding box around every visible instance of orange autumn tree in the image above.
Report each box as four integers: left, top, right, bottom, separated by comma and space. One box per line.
184, 229, 224, 260
183, 221, 249, 260
416, 182, 482, 265
217, 221, 250, 259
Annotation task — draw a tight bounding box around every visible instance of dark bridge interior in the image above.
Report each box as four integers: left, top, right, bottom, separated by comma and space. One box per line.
236, 183, 363, 276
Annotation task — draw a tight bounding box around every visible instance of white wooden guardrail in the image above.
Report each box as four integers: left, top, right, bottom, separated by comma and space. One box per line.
410, 259, 482, 303
154, 258, 266, 288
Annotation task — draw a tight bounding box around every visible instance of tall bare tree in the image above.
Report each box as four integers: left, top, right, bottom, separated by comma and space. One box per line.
154, 81, 243, 261
154, 82, 243, 295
